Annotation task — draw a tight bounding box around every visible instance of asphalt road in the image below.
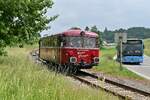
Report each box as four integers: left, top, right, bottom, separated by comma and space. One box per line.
124, 55, 150, 80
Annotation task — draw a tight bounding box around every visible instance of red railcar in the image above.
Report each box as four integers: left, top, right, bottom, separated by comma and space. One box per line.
39, 29, 100, 71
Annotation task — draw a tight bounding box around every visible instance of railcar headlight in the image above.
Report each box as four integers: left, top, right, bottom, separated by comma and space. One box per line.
94, 57, 99, 63
69, 57, 77, 63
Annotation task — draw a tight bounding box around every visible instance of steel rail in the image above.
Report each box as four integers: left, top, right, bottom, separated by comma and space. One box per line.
80, 71, 150, 97
71, 71, 150, 100
72, 74, 127, 100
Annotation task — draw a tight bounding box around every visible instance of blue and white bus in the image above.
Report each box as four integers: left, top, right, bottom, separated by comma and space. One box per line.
117, 39, 144, 64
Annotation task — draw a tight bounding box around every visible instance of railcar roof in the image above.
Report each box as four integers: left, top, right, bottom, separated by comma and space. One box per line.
40, 29, 98, 40
59, 29, 98, 37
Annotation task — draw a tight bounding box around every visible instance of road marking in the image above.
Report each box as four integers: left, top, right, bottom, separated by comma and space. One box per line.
124, 66, 150, 80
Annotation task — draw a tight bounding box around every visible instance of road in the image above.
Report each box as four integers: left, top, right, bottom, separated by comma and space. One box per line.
124, 55, 150, 80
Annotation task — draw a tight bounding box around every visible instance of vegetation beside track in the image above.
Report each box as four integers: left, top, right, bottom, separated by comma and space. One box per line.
94, 47, 144, 80
144, 39, 150, 56
0, 46, 118, 100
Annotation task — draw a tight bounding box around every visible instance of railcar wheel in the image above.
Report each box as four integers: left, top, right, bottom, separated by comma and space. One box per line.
54, 64, 58, 72
58, 64, 63, 73
62, 65, 67, 74
70, 64, 75, 74
72, 66, 79, 74
66, 65, 71, 75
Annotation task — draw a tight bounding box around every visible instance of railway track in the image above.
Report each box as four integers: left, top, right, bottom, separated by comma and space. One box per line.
72, 70, 150, 100
31, 50, 150, 100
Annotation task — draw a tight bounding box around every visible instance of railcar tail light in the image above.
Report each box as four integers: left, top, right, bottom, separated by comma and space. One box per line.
69, 57, 77, 63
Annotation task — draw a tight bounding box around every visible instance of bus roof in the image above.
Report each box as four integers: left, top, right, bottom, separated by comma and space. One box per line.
123, 39, 143, 44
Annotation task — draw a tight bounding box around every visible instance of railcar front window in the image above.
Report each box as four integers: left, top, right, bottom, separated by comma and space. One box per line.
84, 38, 96, 48
64, 37, 97, 48
65, 37, 82, 47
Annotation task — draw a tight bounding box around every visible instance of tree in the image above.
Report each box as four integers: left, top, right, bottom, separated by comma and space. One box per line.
102, 27, 114, 43
91, 26, 98, 33
0, 0, 58, 55
85, 26, 89, 31
104, 27, 108, 33
90, 25, 103, 48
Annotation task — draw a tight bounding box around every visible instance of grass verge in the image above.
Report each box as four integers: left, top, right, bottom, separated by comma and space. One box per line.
0, 47, 119, 100
144, 39, 150, 56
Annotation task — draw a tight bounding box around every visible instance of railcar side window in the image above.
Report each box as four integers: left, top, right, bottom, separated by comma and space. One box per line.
50, 37, 53, 47
53, 36, 57, 47
40, 36, 60, 48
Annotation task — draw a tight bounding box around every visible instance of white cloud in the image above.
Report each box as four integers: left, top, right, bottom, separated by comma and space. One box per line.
41, 0, 150, 35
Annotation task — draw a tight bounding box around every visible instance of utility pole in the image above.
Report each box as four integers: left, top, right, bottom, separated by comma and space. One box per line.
115, 33, 127, 71
119, 36, 123, 70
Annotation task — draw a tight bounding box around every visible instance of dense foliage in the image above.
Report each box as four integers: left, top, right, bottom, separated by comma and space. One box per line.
0, 0, 57, 55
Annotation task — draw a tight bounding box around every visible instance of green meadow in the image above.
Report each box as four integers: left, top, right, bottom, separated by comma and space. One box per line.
0, 47, 118, 100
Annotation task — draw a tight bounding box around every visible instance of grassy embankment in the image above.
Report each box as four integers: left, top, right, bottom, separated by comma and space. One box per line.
94, 47, 144, 80
0, 46, 118, 100
144, 39, 150, 56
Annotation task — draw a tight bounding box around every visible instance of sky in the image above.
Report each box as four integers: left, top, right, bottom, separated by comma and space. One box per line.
41, 0, 150, 36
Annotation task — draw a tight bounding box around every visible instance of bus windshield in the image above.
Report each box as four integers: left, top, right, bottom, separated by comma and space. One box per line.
64, 37, 97, 48
122, 44, 143, 56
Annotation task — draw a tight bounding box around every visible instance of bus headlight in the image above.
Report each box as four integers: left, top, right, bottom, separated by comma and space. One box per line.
69, 57, 77, 63
94, 57, 99, 63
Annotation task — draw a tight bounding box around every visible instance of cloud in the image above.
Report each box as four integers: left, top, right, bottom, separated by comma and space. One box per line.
41, 0, 150, 36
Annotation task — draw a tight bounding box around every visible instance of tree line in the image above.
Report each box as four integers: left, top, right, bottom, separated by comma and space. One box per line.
86, 26, 150, 44
102, 27, 150, 43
